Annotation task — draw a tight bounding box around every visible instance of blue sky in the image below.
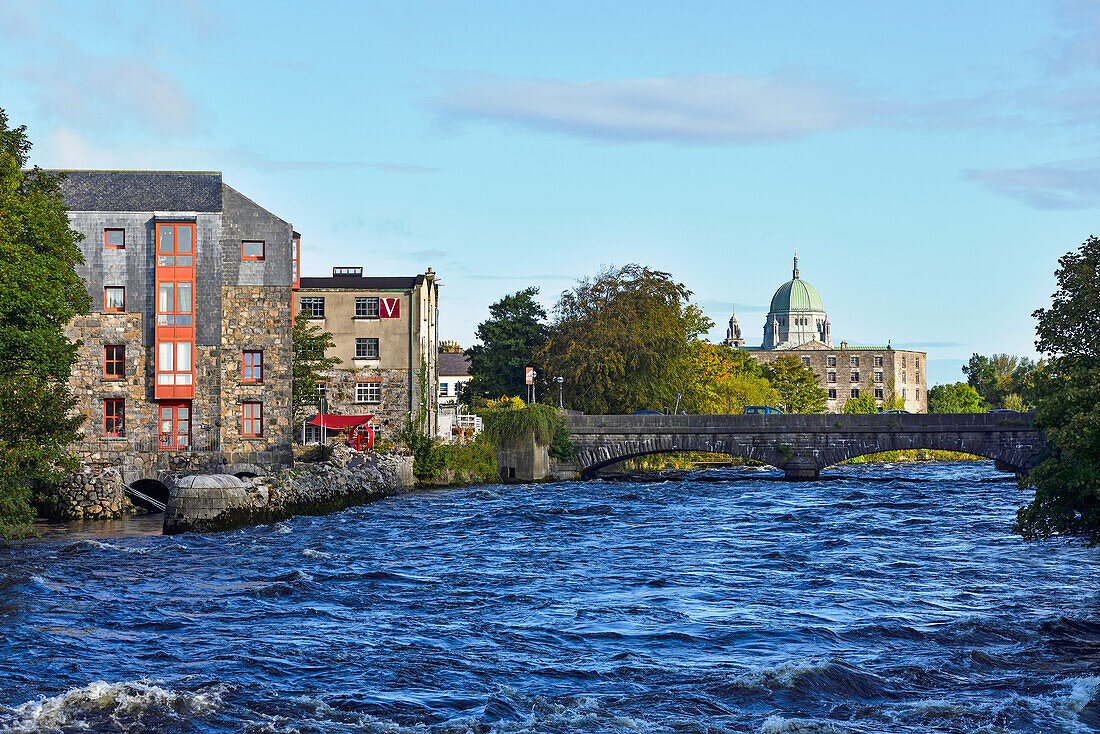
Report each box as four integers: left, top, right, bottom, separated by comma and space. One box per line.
3, 1, 1099, 385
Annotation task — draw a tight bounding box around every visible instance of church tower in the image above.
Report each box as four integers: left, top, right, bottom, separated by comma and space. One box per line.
722, 307, 745, 347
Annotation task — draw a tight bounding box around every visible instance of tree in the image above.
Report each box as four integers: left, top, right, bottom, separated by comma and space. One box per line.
538, 265, 712, 414
680, 341, 775, 414
1015, 236, 1100, 544
0, 110, 91, 537
465, 287, 547, 403
292, 310, 340, 414
760, 355, 828, 414
963, 353, 1040, 409
842, 392, 879, 414
927, 382, 984, 414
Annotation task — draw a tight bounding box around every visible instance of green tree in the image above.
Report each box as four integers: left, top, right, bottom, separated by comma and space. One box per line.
680, 341, 775, 414
0, 110, 91, 537
292, 310, 340, 414
927, 382, 984, 413
760, 355, 828, 413
842, 392, 879, 414
963, 353, 1040, 409
538, 265, 712, 414
1015, 236, 1100, 544
465, 287, 548, 403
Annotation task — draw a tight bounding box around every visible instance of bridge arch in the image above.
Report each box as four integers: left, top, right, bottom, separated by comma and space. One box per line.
129, 478, 170, 511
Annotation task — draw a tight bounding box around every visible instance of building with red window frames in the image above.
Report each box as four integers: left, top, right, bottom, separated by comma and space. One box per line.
57, 171, 297, 466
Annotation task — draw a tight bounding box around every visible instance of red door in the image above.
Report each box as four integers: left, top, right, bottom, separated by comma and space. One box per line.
159, 401, 192, 449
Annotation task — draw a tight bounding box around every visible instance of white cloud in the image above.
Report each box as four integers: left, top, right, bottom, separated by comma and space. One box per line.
429, 74, 869, 145
964, 158, 1100, 210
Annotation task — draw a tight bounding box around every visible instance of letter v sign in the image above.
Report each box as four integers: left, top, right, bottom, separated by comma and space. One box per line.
380, 297, 400, 318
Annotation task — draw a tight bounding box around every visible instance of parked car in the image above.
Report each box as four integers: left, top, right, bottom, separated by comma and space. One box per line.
632, 410, 664, 415
744, 406, 784, 415
879, 409, 910, 414
988, 409, 1021, 414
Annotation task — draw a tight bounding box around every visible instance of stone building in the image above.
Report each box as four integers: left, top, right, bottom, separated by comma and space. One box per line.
728, 255, 927, 413
59, 170, 298, 467
294, 267, 439, 442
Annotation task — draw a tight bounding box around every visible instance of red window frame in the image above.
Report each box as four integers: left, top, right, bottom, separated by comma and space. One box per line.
104, 287, 125, 312
103, 398, 125, 436
158, 400, 191, 450
104, 345, 125, 378
241, 240, 265, 260
242, 350, 263, 382
242, 402, 263, 437
104, 228, 125, 249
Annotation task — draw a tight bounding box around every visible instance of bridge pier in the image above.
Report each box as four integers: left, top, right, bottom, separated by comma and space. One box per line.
781, 457, 821, 481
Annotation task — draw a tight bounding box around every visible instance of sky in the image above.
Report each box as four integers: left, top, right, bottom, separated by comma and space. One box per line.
2, 0, 1099, 386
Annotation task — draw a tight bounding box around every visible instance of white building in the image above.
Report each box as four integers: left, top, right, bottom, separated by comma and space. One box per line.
437, 352, 480, 442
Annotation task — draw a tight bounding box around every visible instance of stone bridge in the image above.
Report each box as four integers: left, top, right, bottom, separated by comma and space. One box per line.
565, 413, 1044, 480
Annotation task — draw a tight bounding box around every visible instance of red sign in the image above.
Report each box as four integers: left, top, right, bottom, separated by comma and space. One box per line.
525, 367, 535, 385
380, 297, 400, 318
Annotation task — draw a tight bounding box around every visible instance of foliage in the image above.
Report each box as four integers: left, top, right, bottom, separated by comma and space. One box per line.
680, 342, 777, 414
963, 353, 1040, 409
398, 421, 442, 479
1015, 236, 1100, 544
843, 449, 984, 463
465, 287, 548, 404
549, 421, 578, 462
0, 110, 91, 538
291, 310, 341, 413
433, 438, 499, 483
760, 355, 828, 414
927, 382, 985, 414
538, 264, 712, 415
842, 392, 879, 414
481, 400, 561, 445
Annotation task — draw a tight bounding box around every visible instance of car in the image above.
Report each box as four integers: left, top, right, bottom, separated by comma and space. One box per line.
988, 409, 1021, 414
632, 410, 664, 415
744, 405, 784, 415
878, 409, 910, 414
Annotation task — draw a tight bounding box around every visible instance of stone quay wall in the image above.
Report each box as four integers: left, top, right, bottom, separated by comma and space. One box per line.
164, 448, 414, 534
41, 465, 140, 521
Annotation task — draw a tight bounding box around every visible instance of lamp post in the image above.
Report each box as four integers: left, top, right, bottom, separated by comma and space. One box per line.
556, 376, 564, 409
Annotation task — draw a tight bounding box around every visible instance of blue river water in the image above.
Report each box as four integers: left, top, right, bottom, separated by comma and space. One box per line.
2, 461, 1099, 733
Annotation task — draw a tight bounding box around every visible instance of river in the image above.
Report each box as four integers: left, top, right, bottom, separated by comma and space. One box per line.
1, 462, 1098, 733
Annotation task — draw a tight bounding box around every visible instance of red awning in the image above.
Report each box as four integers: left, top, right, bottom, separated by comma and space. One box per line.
307, 413, 374, 430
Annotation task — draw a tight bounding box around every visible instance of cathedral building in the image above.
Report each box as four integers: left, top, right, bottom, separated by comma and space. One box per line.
724, 256, 928, 413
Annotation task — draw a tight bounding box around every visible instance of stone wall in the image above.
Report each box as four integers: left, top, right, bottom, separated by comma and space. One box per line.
219, 285, 293, 464
303, 367, 412, 445
42, 465, 141, 521
164, 449, 414, 534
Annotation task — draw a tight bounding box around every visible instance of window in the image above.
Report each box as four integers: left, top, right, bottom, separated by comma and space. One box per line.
356, 381, 381, 404
241, 240, 265, 260
850, 355, 860, 367
874, 370, 883, 383
157, 281, 193, 325
874, 387, 884, 399
157, 223, 193, 267
104, 398, 125, 436
243, 350, 263, 382
874, 356, 883, 367
439, 382, 449, 397
828, 388, 837, 399
902, 356, 907, 367
355, 337, 380, 359
104, 228, 124, 249
157, 341, 193, 385
301, 297, 325, 318
159, 402, 191, 449
104, 287, 125, 311
355, 297, 380, 318
827, 355, 837, 367
916, 388, 920, 400
916, 358, 921, 370
242, 402, 263, 437
851, 371, 860, 383
801, 356, 811, 367
827, 371, 837, 383
104, 345, 125, 378
902, 388, 908, 399
902, 370, 908, 383
851, 388, 860, 398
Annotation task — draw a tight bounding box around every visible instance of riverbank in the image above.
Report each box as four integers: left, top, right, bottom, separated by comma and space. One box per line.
613, 449, 986, 473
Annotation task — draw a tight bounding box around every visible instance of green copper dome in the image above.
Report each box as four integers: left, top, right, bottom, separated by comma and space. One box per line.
769, 256, 824, 312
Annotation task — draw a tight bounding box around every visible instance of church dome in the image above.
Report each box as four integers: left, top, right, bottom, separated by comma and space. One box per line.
769, 256, 823, 312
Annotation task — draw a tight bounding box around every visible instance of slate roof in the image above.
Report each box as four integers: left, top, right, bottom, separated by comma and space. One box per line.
298, 275, 425, 290
52, 170, 223, 212
438, 352, 471, 376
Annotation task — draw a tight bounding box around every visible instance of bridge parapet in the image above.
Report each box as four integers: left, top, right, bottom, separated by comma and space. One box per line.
565, 413, 1043, 480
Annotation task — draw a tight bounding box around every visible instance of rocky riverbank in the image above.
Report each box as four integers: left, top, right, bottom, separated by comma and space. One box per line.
164, 447, 415, 534
40, 465, 142, 521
